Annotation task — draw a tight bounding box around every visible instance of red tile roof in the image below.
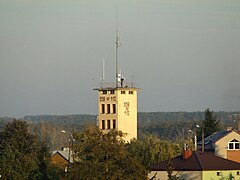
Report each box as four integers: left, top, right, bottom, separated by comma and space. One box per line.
151, 151, 240, 171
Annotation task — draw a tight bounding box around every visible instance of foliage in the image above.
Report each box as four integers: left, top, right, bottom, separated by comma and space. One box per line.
1, 111, 238, 150
25, 114, 96, 150
126, 135, 181, 169
0, 119, 59, 179
166, 158, 179, 180
68, 125, 148, 180
197, 108, 220, 139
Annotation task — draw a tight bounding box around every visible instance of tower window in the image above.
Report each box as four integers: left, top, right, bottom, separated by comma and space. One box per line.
228, 139, 240, 150
102, 120, 105, 130
107, 104, 110, 114
113, 119, 116, 129
129, 91, 134, 94
102, 90, 107, 94
121, 91, 125, 94
112, 104, 116, 114
107, 120, 111, 129
110, 90, 115, 94
101, 104, 105, 114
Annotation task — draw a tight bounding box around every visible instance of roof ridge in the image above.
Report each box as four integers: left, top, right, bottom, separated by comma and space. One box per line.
195, 151, 204, 170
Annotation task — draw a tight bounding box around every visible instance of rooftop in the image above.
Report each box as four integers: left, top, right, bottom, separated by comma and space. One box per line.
198, 130, 240, 146
151, 151, 240, 171
94, 81, 137, 90
52, 149, 74, 163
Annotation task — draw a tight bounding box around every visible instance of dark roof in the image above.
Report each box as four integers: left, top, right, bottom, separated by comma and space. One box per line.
151, 151, 240, 171
198, 131, 231, 145
197, 130, 240, 148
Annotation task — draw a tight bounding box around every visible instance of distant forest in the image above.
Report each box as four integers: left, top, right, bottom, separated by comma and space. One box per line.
0, 111, 239, 150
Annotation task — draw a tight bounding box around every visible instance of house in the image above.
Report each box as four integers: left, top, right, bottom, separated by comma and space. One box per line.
149, 150, 240, 180
197, 129, 240, 163
51, 148, 74, 172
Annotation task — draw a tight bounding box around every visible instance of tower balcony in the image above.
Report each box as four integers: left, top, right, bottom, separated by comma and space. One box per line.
96, 82, 136, 90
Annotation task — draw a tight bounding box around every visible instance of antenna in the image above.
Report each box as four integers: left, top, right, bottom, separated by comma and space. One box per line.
115, 0, 119, 87
102, 58, 105, 81
131, 73, 134, 87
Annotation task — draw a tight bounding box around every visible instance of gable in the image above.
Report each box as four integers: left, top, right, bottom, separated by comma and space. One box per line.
216, 131, 240, 146
51, 152, 69, 167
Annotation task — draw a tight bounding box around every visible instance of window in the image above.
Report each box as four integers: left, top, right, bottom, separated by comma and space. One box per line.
102, 90, 107, 94
107, 120, 111, 129
236, 143, 240, 149
112, 104, 116, 114
121, 91, 125, 94
129, 91, 134, 94
217, 172, 222, 176
237, 171, 240, 176
113, 119, 116, 129
107, 104, 110, 114
229, 143, 234, 149
228, 139, 240, 150
102, 120, 105, 130
110, 90, 115, 94
101, 104, 105, 114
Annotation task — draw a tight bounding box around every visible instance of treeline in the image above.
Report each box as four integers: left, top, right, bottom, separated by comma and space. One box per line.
0, 120, 180, 179
24, 114, 97, 127
0, 111, 239, 150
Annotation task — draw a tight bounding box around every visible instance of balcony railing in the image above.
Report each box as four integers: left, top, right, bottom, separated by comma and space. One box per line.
97, 81, 136, 89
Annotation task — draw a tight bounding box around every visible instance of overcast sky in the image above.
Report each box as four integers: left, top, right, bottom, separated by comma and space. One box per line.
0, 0, 240, 117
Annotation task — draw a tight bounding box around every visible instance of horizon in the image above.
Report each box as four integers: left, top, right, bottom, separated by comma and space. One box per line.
2, 110, 240, 119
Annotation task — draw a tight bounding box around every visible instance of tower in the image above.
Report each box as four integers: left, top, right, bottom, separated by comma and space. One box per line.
94, 4, 138, 141
95, 79, 138, 142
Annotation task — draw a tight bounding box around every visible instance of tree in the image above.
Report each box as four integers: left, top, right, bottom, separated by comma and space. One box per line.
166, 158, 179, 180
68, 125, 148, 179
197, 108, 220, 139
126, 134, 181, 169
0, 119, 59, 179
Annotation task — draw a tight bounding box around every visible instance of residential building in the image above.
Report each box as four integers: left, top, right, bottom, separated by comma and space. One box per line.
149, 150, 240, 180
51, 148, 73, 172
198, 129, 240, 163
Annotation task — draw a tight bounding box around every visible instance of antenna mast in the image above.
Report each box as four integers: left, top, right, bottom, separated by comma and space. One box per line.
102, 58, 105, 81
115, 0, 119, 88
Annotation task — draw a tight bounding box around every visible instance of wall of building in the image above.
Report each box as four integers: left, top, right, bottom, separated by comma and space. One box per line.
215, 131, 240, 161
51, 153, 68, 169
203, 170, 240, 180
117, 88, 137, 142
98, 90, 117, 130
97, 88, 137, 142
227, 150, 240, 163
148, 171, 202, 180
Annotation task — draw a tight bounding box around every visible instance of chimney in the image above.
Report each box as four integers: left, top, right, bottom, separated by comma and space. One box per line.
183, 150, 192, 160
227, 127, 232, 131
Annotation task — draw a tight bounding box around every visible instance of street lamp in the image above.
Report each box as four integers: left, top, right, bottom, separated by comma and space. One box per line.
61, 130, 74, 170
189, 124, 200, 151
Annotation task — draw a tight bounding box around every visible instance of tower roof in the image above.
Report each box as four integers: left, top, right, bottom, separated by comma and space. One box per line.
94, 81, 138, 91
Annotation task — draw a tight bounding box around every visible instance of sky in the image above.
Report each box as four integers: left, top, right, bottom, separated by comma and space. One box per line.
0, 0, 240, 117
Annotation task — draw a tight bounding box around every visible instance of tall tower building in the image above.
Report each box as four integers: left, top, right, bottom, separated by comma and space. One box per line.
95, 80, 138, 142
94, 7, 138, 141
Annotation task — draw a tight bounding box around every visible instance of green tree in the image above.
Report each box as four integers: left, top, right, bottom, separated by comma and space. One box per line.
0, 119, 59, 179
68, 125, 148, 180
126, 134, 181, 169
197, 108, 220, 139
